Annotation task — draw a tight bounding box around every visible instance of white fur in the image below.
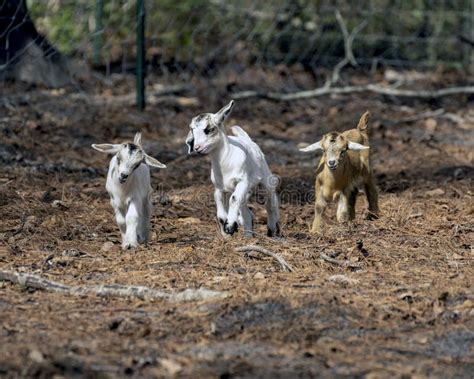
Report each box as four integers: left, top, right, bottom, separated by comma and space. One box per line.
92, 133, 166, 250
186, 101, 280, 237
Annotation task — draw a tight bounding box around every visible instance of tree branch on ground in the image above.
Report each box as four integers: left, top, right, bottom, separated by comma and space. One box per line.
0, 270, 229, 302
319, 253, 362, 269
235, 245, 293, 272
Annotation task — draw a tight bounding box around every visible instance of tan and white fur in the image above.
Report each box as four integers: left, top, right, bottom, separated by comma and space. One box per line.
92, 133, 166, 249
300, 111, 379, 234
186, 100, 280, 237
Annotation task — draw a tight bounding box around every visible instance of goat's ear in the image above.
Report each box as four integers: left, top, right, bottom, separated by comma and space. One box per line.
134, 132, 143, 147
348, 141, 370, 151
185, 130, 194, 154
144, 153, 166, 168
299, 141, 322, 152
92, 144, 121, 154
213, 100, 235, 125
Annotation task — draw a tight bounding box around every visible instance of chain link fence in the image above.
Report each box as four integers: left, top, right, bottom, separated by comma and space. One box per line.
2, 0, 473, 97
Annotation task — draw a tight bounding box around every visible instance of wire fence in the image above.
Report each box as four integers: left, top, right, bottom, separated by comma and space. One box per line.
1, 0, 473, 103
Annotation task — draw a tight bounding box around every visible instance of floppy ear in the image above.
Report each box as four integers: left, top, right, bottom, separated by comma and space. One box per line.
299, 141, 322, 152
134, 132, 143, 147
185, 130, 194, 154
144, 154, 166, 168
92, 144, 121, 154
213, 100, 235, 125
348, 141, 370, 151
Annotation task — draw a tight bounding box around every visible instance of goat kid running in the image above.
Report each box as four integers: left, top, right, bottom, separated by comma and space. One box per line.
186, 100, 280, 237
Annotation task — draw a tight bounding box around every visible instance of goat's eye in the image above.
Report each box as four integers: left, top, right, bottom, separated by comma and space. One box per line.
204, 126, 214, 135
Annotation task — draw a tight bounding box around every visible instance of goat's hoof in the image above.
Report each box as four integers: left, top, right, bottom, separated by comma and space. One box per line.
224, 221, 238, 235
218, 217, 226, 230
366, 211, 379, 220
122, 242, 138, 250
310, 227, 322, 235
267, 223, 281, 238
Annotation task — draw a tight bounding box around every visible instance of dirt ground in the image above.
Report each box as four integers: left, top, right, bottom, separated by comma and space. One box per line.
1, 69, 473, 378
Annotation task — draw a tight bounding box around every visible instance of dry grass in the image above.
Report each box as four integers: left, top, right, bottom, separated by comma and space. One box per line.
0, 72, 473, 378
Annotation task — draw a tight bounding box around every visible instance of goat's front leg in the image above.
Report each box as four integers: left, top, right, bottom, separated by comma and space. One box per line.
214, 188, 228, 236
225, 181, 250, 236
111, 196, 126, 240
123, 201, 139, 250
336, 191, 350, 223
311, 180, 328, 234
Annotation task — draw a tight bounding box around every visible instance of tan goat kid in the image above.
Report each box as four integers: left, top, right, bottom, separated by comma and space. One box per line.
300, 111, 380, 234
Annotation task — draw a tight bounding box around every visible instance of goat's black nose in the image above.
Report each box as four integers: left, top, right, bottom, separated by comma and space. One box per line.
119, 173, 128, 182
328, 160, 336, 166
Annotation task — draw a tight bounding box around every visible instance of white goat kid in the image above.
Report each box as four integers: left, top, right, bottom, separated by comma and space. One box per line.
92, 133, 166, 250
186, 100, 280, 237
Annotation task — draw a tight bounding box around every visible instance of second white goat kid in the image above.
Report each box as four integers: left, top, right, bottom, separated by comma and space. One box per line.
92, 133, 166, 250
186, 100, 280, 237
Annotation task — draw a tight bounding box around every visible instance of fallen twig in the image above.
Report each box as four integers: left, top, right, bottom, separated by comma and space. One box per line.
233, 84, 474, 102
384, 108, 445, 126
0, 270, 228, 302
319, 253, 362, 269
235, 245, 293, 272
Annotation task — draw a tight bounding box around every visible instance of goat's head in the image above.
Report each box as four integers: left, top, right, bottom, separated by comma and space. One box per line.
186, 100, 235, 155
299, 132, 369, 170
92, 132, 166, 183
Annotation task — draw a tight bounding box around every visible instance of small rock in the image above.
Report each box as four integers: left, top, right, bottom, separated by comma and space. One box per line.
424, 118, 437, 131
100, 241, 115, 252
52, 200, 69, 209
29, 349, 44, 364
425, 188, 445, 197
253, 272, 265, 280
62, 249, 84, 257
158, 358, 182, 376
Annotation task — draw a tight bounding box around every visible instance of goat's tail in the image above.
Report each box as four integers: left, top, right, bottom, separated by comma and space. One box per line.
231, 125, 253, 143
357, 111, 370, 131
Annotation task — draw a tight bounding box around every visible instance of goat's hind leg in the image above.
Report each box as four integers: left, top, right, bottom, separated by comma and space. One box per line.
238, 206, 254, 237
348, 187, 358, 220
263, 178, 280, 237
363, 173, 380, 220
138, 197, 151, 244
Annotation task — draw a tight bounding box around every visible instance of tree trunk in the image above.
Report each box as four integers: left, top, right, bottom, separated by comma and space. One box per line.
0, 0, 71, 87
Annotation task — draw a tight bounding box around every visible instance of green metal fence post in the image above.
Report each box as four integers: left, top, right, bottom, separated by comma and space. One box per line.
136, 0, 146, 111
93, 0, 103, 66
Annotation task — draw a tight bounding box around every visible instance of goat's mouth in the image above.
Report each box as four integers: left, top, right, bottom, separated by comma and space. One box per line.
195, 147, 210, 155
327, 164, 338, 170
